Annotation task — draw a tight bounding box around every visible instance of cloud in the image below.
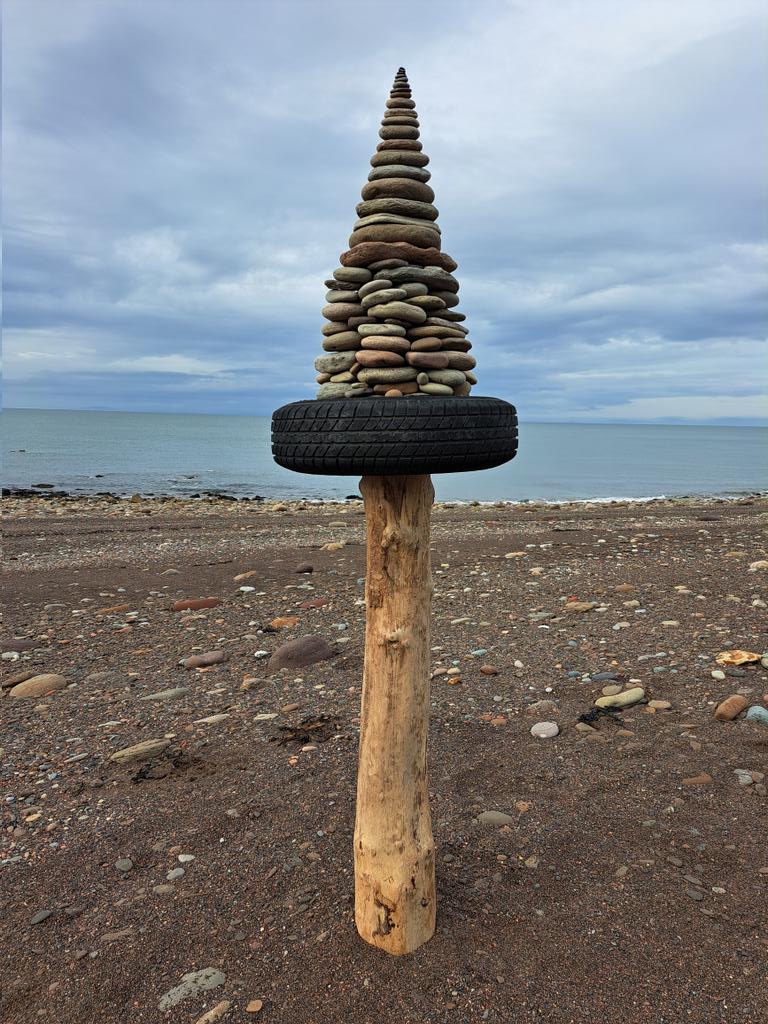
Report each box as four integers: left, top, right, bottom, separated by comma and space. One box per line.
3, 0, 767, 422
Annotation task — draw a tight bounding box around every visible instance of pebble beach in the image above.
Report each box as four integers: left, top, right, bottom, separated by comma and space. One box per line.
2, 492, 767, 1023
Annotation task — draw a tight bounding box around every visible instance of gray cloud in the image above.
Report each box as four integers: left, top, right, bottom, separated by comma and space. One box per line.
4, 0, 767, 422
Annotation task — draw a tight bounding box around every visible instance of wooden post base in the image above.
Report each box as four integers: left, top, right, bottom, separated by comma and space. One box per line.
354, 474, 436, 955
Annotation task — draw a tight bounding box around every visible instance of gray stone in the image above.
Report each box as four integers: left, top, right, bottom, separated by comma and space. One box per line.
427, 369, 467, 386
322, 331, 361, 351
30, 910, 53, 925
358, 278, 393, 299
115, 858, 134, 872
353, 212, 440, 234
316, 383, 353, 399
358, 323, 406, 337
166, 867, 185, 881
325, 289, 359, 303
368, 164, 431, 183
377, 265, 459, 292
314, 351, 357, 374
367, 301, 427, 324
357, 367, 418, 384
477, 811, 514, 826
356, 198, 438, 221
139, 687, 189, 702
746, 706, 768, 725
110, 739, 171, 764
158, 968, 227, 1011
267, 636, 336, 673
360, 288, 408, 309
333, 266, 372, 283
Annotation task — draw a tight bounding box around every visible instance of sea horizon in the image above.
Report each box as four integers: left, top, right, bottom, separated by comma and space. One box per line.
4, 407, 766, 503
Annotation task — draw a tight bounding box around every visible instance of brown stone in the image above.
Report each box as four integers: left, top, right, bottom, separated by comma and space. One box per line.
682, 773, 713, 786
443, 352, 477, 370
360, 336, 411, 353
321, 302, 365, 322
96, 603, 132, 615
340, 243, 457, 272
267, 636, 336, 674
409, 337, 444, 351
379, 124, 419, 140
408, 325, 464, 339
714, 694, 748, 721
180, 650, 227, 669
370, 150, 429, 169
355, 349, 405, 367
349, 224, 441, 250
171, 598, 222, 612
376, 139, 423, 152
321, 321, 349, 336
360, 178, 435, 203
440, 339, 472, 351
406, 351, 450, 369
9, 673, 67, 698
386, 98, 415, 109
322, 331, 361, 351
356, 198, 438, 221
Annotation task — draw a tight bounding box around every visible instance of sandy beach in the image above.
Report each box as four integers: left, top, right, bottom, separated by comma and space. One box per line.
2, 493, 767, 1024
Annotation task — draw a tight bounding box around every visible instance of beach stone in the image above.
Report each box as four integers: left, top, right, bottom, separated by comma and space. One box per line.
427, 369, 466, 386
356, 198, 438, 221
602, 684, 622, 696
354, 213, 441, 235
595, 687, 645, 709
358, 278, 393, 298
321, 302, 364, 322
368, 164, 431, 183
377, 139, 423, 153
746, 706, 768, 725
381, 265, 459, 291
2, 670, 34, 690
9, 673, 66, 698
329, 372, 354, 383
314, 351, 357, 374
399, 283, 430, 297
355, 349, 405, 367
358, 323, 406, 337
321, 321, 349, 335
380, 123, 419, 140
316, 383, 350, 399
409, 295, 446, 312
406, 351, 450, 369
115, 858, 134, 873
477, 810, 514, 827
444, 352, 477, 370
367, 259, 409, 271
419, 383, 453, 395
322, 332, 361, 351
30, 910, 53, 925
267, 636, 336, 674
434, 290, 460, 306
367, 301, 427, 323
333, 266, 373, 283
361, 178, 435, 203
349, 223, 441, 250
357, 367, 418, 384
325, 289, 359, 303
171, 598, 222, 612
714, 694, 748, 720
360, 287, 408, 309
360, 335, 411, 353
158, 968, 227, 1012
370, 150, 428, 169
110, 739, 171, 764
180, 650, 227, 669
410, 336, 444, 351
530, 721, 560, 739
341, 242, 456, 272
139, 687, 190, 702
385, 97, 415, 109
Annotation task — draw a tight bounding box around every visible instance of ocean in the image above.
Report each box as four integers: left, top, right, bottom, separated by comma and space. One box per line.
3, 408, 766, 503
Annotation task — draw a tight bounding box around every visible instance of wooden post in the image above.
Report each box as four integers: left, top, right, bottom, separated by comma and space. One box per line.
354, 474, 436, 954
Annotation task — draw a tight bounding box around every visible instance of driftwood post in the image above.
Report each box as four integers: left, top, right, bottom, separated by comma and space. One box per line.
354, 475, 436, 952
271, 67, 517, 955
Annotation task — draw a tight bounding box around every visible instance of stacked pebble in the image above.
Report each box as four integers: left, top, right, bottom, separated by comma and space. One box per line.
315, 69, 477, 400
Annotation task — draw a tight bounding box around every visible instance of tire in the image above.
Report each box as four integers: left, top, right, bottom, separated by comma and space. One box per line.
271, 396, 518, 476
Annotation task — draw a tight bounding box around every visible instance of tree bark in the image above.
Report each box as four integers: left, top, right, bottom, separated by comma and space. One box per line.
354, 474, 436, 954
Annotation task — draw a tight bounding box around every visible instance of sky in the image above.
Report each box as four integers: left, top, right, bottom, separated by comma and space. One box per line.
4, 0, 767, 423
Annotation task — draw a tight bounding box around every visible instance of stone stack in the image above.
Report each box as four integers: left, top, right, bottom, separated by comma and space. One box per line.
315, 69, 476, 400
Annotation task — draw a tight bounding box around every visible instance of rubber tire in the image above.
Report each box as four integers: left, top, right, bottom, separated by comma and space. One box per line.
272, 396, 518, 476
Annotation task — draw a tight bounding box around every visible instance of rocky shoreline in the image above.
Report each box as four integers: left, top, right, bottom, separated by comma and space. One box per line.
2, 494, 767, 1023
